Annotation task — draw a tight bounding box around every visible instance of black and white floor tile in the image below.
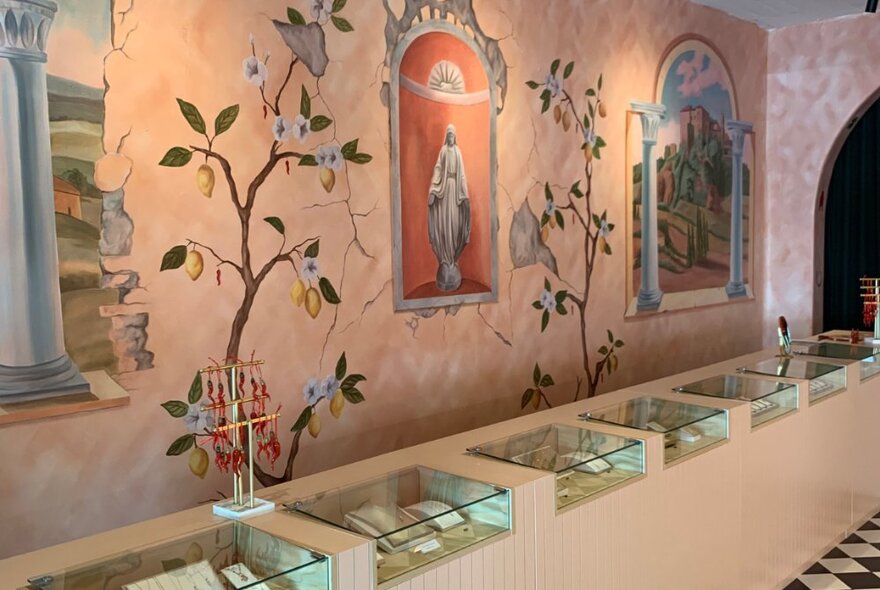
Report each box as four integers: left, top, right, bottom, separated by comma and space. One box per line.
785, 515, 880, 589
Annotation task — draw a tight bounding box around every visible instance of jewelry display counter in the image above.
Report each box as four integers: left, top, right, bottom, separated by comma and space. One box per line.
791, 340, 880, 382
739, 357, 846, 404
674, 374, 798, 428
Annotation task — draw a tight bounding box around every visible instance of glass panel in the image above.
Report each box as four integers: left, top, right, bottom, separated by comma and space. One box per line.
26, 523, 329, 590
469, 424, 644, 510
580, 396, 728, 464
675, 375, 798, 428
285, 466, 511, 585
738, 358, 847, 403
791, 341, 880, 381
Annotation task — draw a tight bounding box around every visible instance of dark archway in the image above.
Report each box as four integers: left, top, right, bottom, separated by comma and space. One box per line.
823, 96, 880, 331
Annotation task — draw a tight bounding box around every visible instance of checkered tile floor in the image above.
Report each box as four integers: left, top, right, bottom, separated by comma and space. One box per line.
784, 515, 880, 589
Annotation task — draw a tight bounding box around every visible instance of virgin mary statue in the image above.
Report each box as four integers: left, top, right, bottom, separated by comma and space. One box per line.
428, 124, 471, 291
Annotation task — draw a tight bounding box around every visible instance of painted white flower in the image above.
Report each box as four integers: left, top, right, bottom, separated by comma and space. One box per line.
301, 257, 320, 280
310, 0, 333, 23
544, 199, 556, 216
292, 114, 311, 144
583, 127, 596, 148
242, 55, 268, 86
599, 219, 611, 238
184, 403, 215, 433
303, 378, 322, 405
273, 116, 294, 142
539, 289, 556, 313
320, 374, 340, 400
316, 145, 344, 171
544, 74, 562, 98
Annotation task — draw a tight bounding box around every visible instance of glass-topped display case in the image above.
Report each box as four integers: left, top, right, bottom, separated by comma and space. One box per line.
24, 522, 329, 590
580, 396, 728, 464
738, 357, 846, 404
674, 374, 798, 428
467, 424, 644, 510
791, 340, 880, 382
285, 466, 511, 586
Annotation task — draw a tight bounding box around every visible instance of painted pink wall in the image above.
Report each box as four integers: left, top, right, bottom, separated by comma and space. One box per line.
764, 14, 880, 344
0, 0, 768, 559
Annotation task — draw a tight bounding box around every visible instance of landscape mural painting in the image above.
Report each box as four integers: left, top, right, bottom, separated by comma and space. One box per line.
390, 22, 498, 311
626, 37, 754, 316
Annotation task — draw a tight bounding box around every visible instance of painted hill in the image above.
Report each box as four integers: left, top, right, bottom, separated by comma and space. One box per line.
47, 74, 104, 124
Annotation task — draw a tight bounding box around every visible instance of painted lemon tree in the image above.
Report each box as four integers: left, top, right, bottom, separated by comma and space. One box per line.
520, 60, 624, 411
157, 2, 371, 486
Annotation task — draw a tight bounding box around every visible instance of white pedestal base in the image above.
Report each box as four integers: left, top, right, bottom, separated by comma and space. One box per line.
212, 496, 275, 520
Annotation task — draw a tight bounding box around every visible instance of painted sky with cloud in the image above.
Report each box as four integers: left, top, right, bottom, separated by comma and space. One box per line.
47, 0, 111, 88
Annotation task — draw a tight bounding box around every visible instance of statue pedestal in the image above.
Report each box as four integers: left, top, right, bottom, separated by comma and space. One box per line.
436, 261, 462, 292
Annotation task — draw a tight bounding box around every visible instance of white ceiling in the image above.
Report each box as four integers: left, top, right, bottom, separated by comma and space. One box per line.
690, 0, 868, 29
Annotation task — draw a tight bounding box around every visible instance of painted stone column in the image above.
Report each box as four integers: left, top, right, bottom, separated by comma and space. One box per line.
631, 101, 666, 311
725, 120, 752, 299
0, 0, 89, 400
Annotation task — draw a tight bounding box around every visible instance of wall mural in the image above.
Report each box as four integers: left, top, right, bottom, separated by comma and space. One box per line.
156, 1, 371, 485
515, 62, 624, 409
625, 37, 755, 315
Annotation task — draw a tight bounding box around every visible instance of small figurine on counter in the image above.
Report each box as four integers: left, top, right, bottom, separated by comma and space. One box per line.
852, 329, 864, 344
777, 316, 792, 358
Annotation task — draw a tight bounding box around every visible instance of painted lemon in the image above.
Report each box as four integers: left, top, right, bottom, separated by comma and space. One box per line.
184, 542, 204, 564
598, 101, 607, 118
330, 388, 345, 418
185, 250, 204, 281
584, 147, 593, 164
553, 104, 562, 124
305, 287, 322, 319
609, 353, 619, 372
308, 413, 322, 438
562, 111, 571, 131
541, 225, 550, 243
320, 167, 335, 193
597, 236, 607, 255
188, 446, 209, 479
290, 278, 306, 307
196, 164, 215, 198
549, 215, 557, 229
532, 391, 541, 410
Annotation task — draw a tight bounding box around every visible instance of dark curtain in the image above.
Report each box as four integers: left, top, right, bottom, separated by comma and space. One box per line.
823, 97, 880, 331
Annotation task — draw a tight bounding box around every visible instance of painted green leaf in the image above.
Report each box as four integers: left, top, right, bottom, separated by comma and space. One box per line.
598, 73, 603, 91
160, 245, 188, 271
544, 278, 551, 291
588, 101, 595, 119
162, 559, 187, 573
214, 104, 240, 136
335, 352, 347, 381
555, 210, 565, 230
304, 240, 319, 258
166, 434, 195, 456
341, 139, 358, 159
544, 182, 553, 202
287, 7, 306, 25
615, 339, 625, 348
532, 301, 543, 310
161, 400, 188, 418
541, 310, 550, 332
188, 372, 203, 404
332, 0, 347, 12
592, 145, 601, 160
300, 85, 311, 119
570, 180, 583, 198
263, 216, 285, 235
550, 58, 560, 76
319, 277, 341, 304
541, 96, 550, 114
341, 374, 366, 390
605, 243, 613, 255
598, 345, 609, 355
592, 214, 601, 227
540, 374, 555, 387
607, 329, 614, 343
533, 363, 541, 387
540, 212, 550, 227
176, 98, 206, 134
299, 154, 318, 166
521, 388, 536, 409
555, 290, 568, 304
563, 61, 574, 79
607, 361, 612, 375
292, 406, 312, 432
331, 15, 353, 32
159, 147, 193, 167
525, 80, 539, 89
583, 114, 591, 129
608, 223, 615, 232
349, 153, 372, 164
342, 387, 365, 403
556, 303, 568, 315
310, 115, 332, 132
586, 88, 596, 97
595, 136, 607, 148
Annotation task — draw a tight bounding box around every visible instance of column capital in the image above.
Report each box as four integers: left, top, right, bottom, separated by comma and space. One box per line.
630, 101, 666, 145
0, 0, 57, 63
725, 120, 753, 157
